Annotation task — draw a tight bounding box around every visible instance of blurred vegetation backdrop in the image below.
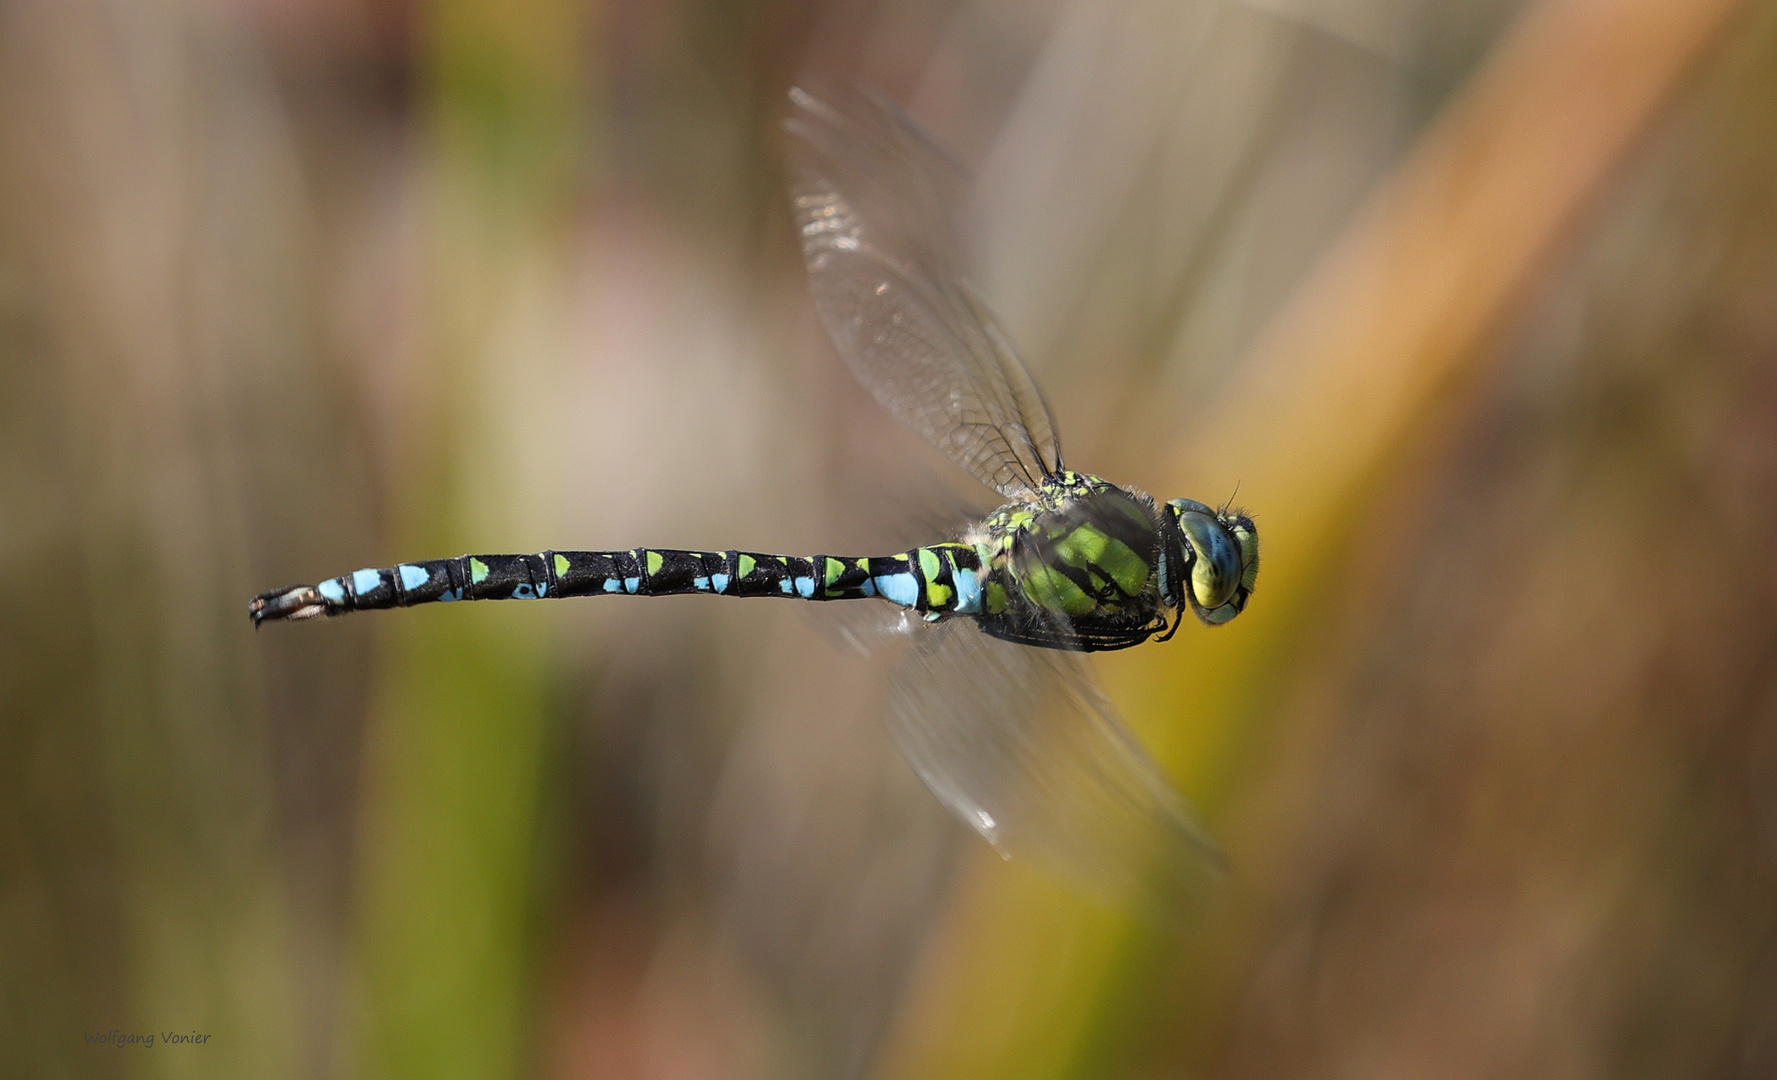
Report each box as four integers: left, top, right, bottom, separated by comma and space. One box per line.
3, 0, 1773, 1078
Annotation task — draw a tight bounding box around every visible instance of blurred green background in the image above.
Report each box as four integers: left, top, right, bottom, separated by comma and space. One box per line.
4, 0, 1775, 1078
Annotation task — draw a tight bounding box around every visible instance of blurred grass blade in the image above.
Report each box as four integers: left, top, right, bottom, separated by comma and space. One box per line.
351, 3, 586, 1079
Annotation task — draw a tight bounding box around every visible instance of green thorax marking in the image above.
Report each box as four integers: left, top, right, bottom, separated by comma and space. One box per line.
978, 473, 1164, 622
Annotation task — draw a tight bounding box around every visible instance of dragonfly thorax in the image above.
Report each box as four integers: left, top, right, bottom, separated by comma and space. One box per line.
955, 474, 1259, 651
958, 473, 1165, 651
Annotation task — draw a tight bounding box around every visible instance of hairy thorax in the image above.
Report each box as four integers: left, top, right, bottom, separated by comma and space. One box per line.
964, 472, 1173, 651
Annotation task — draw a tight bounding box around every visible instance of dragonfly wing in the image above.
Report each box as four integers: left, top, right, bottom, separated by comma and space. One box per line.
787, 85, 1062, 499
886, 618, 1224, 912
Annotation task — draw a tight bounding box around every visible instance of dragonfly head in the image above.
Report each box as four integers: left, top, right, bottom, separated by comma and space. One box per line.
1163, 498, 1259, 625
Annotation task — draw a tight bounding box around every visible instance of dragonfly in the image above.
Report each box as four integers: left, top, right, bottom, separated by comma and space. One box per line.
251, 86, 1258, 908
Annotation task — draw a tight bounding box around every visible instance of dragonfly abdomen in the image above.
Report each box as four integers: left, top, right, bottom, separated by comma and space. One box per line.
248, 543, 987, 625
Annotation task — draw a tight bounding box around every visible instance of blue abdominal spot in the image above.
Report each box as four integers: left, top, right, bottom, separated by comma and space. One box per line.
951, 568, 982, 614
873, 572, 918, 608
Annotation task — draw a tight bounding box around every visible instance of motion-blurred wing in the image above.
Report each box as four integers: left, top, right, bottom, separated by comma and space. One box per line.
887, 618, 1223, 913
786, 85, 1063, 499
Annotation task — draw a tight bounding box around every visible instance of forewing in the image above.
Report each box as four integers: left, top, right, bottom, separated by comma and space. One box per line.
786, 86, 1062, 498
886, 618, 1224, 914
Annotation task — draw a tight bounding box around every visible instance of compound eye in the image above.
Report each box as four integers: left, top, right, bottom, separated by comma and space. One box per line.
1179, 511, 1243, 611
1229, 519, 1259, 590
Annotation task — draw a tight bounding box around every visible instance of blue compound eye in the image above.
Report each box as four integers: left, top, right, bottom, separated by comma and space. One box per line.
1178, 511, 1243, 611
